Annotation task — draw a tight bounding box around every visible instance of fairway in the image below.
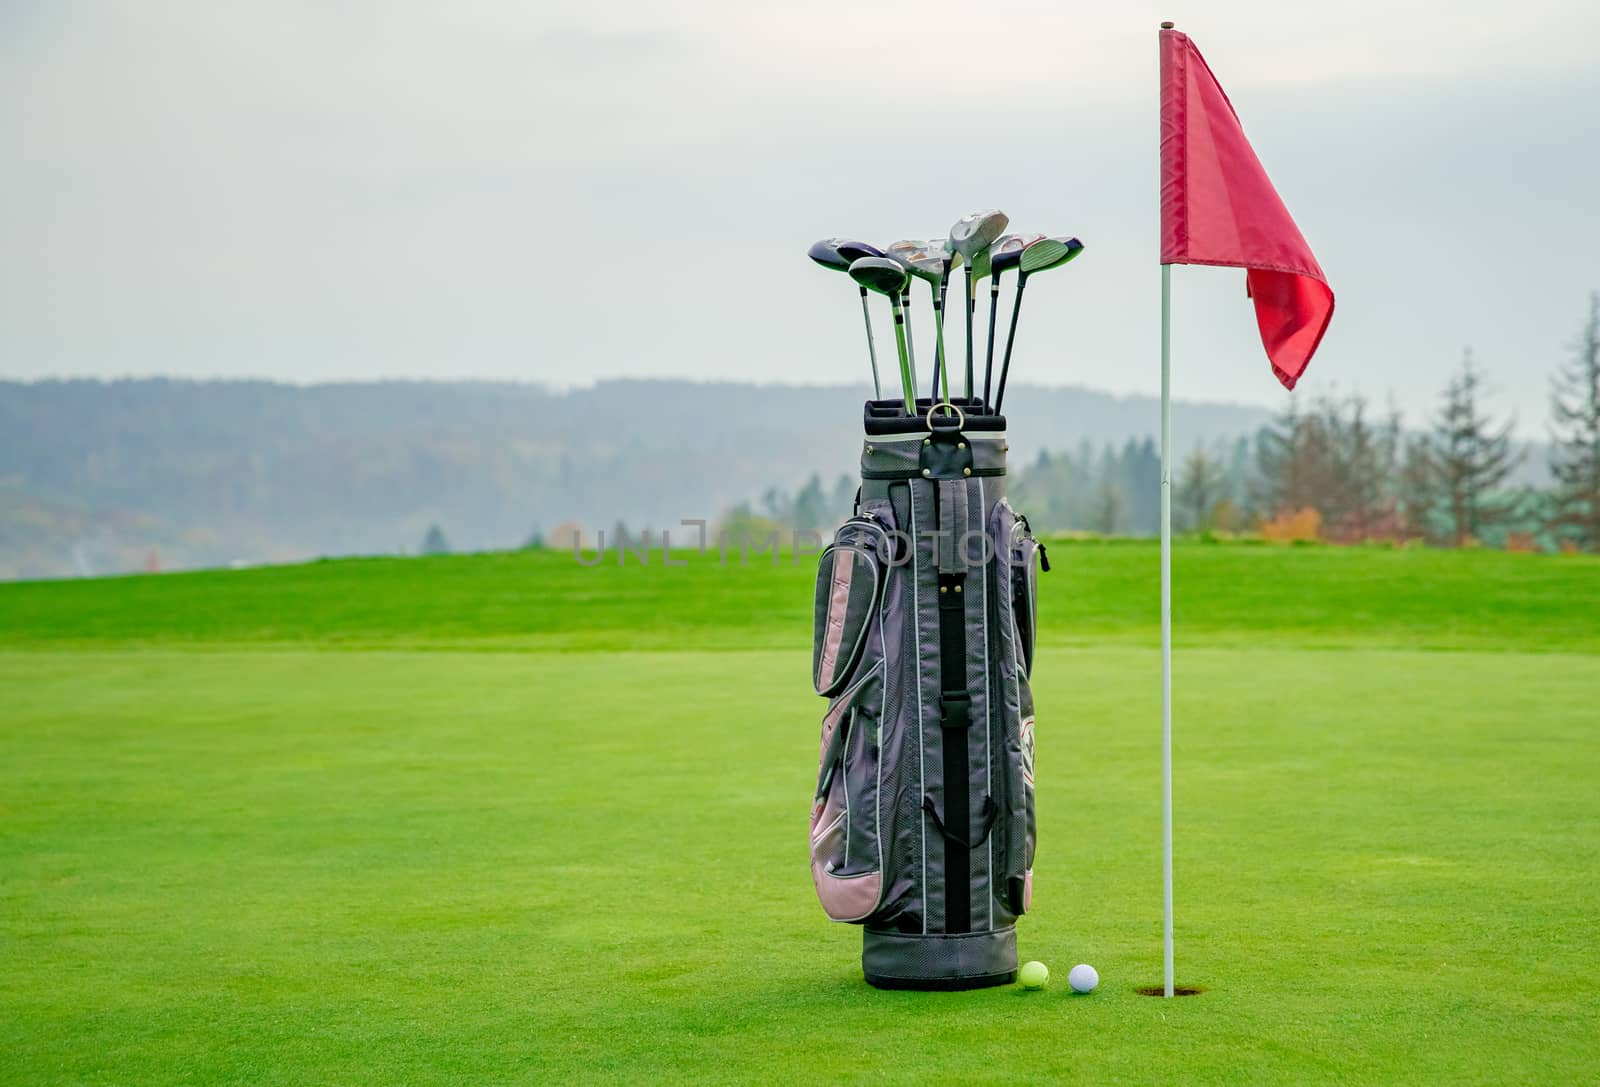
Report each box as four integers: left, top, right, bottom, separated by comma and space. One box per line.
3, 545, 1598, 1084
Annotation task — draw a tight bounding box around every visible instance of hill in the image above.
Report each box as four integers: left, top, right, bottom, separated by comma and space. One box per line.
0, 378, 1275, 578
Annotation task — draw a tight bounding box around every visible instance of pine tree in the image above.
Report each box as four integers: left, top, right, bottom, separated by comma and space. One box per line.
421, 524, 450, 555
1431, 351, 1522, 547
1397, 435, 1439, 543
792, 473, 827, 533
1549, 292, 1600, 550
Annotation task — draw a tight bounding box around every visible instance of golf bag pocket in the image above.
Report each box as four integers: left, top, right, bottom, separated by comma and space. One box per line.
813, 515, 892, 697
810, 662, 886, 922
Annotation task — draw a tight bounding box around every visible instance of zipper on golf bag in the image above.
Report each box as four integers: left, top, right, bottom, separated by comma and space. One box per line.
1009, 512, 1043, 679
991, 500, 1039, 917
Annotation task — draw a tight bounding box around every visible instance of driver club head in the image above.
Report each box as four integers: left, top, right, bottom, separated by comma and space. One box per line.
1018, 236, 1085, 279
948, 210, 1010, 279
847, 256, 910, 299
885, 240, 948, 289
807, 238, 885, 272
990, 233, 1046, 277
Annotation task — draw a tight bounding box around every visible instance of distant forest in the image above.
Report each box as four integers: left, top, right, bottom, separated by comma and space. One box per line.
6, 300, 1595, 580
0, 378, 1280, 579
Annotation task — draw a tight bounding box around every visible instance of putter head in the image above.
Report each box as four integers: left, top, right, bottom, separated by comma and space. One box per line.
990, 233, 1046, 276
808, 238, 885, 272
1018, 236, 1085, 277
948, 210, 1009, 280
885, 240, 947, 289
847, 256, 910, 299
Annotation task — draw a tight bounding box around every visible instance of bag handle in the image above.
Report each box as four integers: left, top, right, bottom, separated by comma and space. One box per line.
921, 795, 998, 848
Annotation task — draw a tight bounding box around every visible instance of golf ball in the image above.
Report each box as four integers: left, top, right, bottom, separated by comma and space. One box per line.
1018, 961, 1049, 989
1068, 963, 1099, 993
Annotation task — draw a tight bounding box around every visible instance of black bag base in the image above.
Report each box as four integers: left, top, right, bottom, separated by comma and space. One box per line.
861, 925, 1018, 991
864, 969, 1017, 992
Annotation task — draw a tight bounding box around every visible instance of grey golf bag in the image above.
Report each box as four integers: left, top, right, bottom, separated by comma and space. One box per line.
809, 399, 1047, 990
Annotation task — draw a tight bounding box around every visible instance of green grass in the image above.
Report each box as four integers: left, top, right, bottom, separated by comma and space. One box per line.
2, 544, 1598, 1084
2, 541, 1596, 652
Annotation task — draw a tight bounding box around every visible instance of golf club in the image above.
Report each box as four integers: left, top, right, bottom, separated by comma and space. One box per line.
807, 238, 887, 398
983, 233, 1044, 410
947, 210, 1009, 403
932, 240, 962, 401
993, 235, 1085, 414
848, 256, 916, 415
887, 240, 955, 412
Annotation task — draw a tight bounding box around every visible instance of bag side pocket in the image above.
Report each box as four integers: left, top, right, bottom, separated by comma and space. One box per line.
813, 516, 890, 697
810, 662, 886, 922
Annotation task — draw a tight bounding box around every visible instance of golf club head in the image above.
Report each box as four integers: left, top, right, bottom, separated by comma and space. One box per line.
948, 210, 1010, 279
807, 238, 885, 272
885, 240, 947, 289
848, 256, 910, 299
990, 233, 1046, 276
1018, 236, 1085, 277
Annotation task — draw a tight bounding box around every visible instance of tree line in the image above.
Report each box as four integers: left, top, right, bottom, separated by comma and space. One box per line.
1020, 292, 1600, 551
739, 292, 1600, 553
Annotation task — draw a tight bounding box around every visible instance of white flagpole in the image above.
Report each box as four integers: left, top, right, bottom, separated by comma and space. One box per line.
1160, 261, 1175, 998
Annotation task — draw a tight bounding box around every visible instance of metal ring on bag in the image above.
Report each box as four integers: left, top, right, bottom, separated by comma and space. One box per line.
926, 402, 964, 431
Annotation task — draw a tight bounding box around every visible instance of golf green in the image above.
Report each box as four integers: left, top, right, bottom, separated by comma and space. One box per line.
2, 544, 1597, 1083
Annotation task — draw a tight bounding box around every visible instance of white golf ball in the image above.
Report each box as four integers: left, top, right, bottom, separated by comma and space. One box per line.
1068, 963, 1099, 993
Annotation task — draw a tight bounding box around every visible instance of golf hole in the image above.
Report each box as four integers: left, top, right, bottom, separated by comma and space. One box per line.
1136, 985, 1205, 997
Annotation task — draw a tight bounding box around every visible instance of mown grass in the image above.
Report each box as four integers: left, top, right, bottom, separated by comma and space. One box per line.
1, 541, 1595, 652
2, 544, 1598, 1084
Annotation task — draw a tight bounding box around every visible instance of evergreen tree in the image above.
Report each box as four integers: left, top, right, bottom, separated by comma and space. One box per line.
1430, 351, 1522, 546
1397, 436, 1439, 543
420, 524, 450, 555
1549, 291, 1600, 550
830, 473, 857, 525
1327, 395, 1394, 541
1121, 438, 1162, 535
791, 473, 827, 533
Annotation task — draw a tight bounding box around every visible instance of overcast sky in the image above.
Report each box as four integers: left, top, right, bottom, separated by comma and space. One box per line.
3, 1, 1597, 434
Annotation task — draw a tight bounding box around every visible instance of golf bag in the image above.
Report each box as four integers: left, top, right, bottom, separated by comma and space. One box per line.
809, 399, 1046, 990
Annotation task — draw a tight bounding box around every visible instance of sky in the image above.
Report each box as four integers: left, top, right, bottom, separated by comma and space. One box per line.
2, 1, 1598, 435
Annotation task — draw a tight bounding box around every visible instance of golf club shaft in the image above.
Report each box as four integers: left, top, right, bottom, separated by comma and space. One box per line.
902, 292, 918, 406
857, 287, 881, 398
936, 270, 952, 403
931, 289, 951, 414
993, 279, 1027, 414
983, 279, 1001, 411
964, 268, 976, 401
889, 299, 916, 415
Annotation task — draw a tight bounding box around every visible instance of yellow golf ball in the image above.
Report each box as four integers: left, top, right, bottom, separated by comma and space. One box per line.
1018, 961, 1049, 989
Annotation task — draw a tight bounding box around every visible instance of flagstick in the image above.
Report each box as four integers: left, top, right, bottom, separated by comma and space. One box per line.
1160, 262, 1174, 999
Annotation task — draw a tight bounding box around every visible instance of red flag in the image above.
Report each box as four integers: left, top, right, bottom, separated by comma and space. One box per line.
1160, 27, 1334, 389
